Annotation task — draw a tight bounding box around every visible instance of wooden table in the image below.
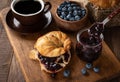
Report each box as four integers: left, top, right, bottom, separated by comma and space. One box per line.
0, 0, 120, 82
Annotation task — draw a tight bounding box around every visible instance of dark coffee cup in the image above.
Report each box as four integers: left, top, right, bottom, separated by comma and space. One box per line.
11, 0, 51, 25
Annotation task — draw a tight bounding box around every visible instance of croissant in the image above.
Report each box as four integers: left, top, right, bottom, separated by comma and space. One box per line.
89, 0, 119, 8
29, 31, 72, 73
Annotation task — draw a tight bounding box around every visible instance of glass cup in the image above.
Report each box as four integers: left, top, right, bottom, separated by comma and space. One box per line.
76, 28, 103, 63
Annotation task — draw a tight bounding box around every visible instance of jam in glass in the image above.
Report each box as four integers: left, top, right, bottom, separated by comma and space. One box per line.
76, 28, 103, 63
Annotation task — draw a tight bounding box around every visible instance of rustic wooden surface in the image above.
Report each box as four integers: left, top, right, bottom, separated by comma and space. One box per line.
0, 0, 120, 82
0, 0, 13, 82
0, 0, 120, 81
7, 55, 25, 82
0, 22, 13, 82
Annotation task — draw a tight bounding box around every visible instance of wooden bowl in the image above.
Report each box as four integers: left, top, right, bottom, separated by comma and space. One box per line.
55, 1, 89, 32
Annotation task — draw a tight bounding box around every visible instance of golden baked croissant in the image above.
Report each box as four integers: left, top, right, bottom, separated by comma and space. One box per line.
29, 31, 72, 73
89, 0, 119, 8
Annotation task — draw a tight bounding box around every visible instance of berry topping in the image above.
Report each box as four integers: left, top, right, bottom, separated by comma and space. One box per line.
38, 52, 70, 72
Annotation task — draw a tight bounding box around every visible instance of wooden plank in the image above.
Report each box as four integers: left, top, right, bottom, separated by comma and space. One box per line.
0, 0, 13, 82
0, 22, 13, 82
0, 0, 120, 82
8, 55, 25, 82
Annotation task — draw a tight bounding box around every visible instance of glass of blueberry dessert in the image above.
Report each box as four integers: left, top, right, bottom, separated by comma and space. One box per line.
76, 28, 103, 63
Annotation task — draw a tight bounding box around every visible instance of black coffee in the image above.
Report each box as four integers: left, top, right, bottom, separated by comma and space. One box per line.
14, 1, 41, 14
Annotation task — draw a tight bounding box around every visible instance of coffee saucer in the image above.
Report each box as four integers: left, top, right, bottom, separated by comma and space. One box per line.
6, 10, 52, 34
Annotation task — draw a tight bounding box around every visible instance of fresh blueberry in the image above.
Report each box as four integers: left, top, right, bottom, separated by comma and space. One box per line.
69, 17, 75, 21
58, 6, 62, 11
81, 10, 86, 16
60, 15, 64, 19
57, 11, 61, 16
78, 10, 82, 15
63, 17, 67, 20
61, 12, 67, 17
60, 4, 65, 8
62, 7, 67, 11
68, 7, 73, 11
63, 70, 70, 77
66, 14, 72, 19
75, 15, 81, 20
77, 6, 81, 10
73, 10, 78, 16
81, 68, 87, 75
85, 63, 93, 69
73, 6, 77, 10
67, 3, 71, 7
69, 11, 72, 14
93, 67, 100, 73
81, 8, 85, 11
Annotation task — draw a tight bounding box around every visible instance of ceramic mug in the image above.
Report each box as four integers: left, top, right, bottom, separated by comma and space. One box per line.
11, 0, 51, 25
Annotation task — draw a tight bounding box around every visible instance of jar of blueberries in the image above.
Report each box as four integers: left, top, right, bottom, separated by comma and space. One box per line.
55, 1, 88, 31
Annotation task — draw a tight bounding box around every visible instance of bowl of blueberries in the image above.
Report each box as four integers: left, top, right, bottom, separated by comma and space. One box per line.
55, 1, 88, 31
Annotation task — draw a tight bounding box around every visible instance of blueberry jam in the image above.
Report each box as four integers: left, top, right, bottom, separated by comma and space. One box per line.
89, 22, 104, 37
38, 52, 70, 72
57, 1, 86, 21
76, 30, 102, 63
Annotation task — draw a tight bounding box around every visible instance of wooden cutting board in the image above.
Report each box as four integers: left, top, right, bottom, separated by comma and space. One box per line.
0, 0, 120, 82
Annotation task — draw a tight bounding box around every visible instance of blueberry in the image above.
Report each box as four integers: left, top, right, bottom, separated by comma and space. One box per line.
58, 6, 62, 11
73, 10, 78, 16
63, 70, 70, 77
60, 15, 64, 19
60, 4, 65, 8
45, 62, 49, 65
61, 12, 67, 17
77, 6, 81, 10
69, 11, 72, 14
78, 10, 82, 15
69, 17, 75, 21
57, 11, 61, 16
62, 7, 67, 11
85, 63, 93, 69
52, 63, 57, 67
68, 7, 73, 11
73, 6, 77, 10
93, 67, 100, 73
66, 14, 72, 19
75, 15, 81, 20
81, 68, 87, 75
63, 17, 67, 20
67, 4, 71, 7
81, 10, 86, 16
81, 8, 85, 11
